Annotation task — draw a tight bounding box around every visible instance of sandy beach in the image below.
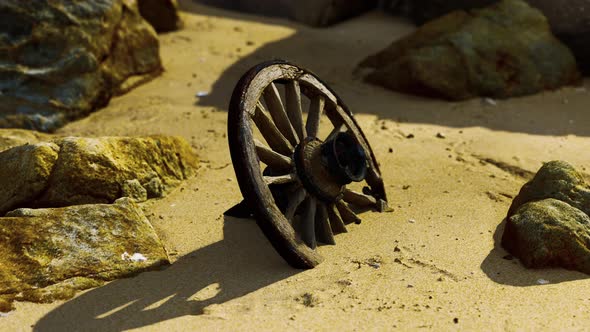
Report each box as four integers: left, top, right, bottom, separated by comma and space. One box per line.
3, 1, 590, 330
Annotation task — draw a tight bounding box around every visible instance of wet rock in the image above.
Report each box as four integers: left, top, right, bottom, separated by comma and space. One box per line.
386, 0, 590, 75
0, 0, 162, 132
360, 0, 581, 100
198, 0, 378, 27
0, 136, 199, 214
138, 0, 183, 32
502, 199, 590, 273
0, 198, 169, 307
507, 160, 590, 217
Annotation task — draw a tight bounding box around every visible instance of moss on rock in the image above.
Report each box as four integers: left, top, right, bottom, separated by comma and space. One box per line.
359, 0, 580, 100
0, 198, 169, 309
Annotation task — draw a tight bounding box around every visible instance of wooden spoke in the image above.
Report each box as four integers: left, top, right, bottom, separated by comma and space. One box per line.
228, 61, 388, 269
301, 197, 317, 249
252, 102, 293, 156
285, 81, 307, 141
263, 173, 297, 186
254, 139, 293, 171
327, 204, 347, 234
325, 123, 345, 143
285, 187, 307, 222
263, 83, 298, 146
343, 188, 377, 208
315, 203, 335, 245
336, 201, 361, 225
306, 95, 324, 138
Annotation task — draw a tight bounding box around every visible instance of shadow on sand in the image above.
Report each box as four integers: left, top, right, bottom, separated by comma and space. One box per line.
480, 218, 589, 286
181, 0, 590, 138
33, 216, 299, 332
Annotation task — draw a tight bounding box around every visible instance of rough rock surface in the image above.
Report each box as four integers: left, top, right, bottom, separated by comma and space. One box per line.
0, 136, 199, 215
0, 0, 162, 132
0, 198, 169, 310
360, 0, 580, 100
503, 199, 590, 273
198, 0, 378, 27
503, 161, 590, 274
385, 0, 590, 75
0, 129, 52, 152
507, 160, 590, 217
138, 0, 183, 32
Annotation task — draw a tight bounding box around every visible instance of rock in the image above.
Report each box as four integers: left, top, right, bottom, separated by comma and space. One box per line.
122, 179, 148, 202
386, 0, 590, 75
0, 198, 169, 307
383, 0, 497, 24
137, 0, 183, 32
0, 129, 52, 152
525, 0, 590, 75
507, 160, 590, 217
0, 136, 199, 214
0, 0, 162, 132
198, 0, 378, 27
145, 177, 165, 198
0, 143, 60, 215
502, 198, 590, 273
360, 0, 580, 100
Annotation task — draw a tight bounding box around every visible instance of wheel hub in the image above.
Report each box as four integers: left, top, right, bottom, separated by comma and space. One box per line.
294, 132, 368, 203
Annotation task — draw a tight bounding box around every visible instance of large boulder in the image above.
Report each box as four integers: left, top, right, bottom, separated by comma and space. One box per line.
384, 0, 590, 75
503, 199, 590, 273
138, 0, 183, 32
527, 0, 590, 75
0, 0, 162, 132
360, 0, 580, 101
197, 0, 378, 27
502, 161, 590, 275
0, 136, 199, 215
0, 198, 169, 310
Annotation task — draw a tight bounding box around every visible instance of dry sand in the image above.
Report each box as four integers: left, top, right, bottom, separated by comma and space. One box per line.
3, 1, 590, 330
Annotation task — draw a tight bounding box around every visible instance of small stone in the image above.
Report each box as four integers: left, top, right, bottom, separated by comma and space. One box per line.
406, 133, 415, 139
121, 179, 148, 202
436, 132, 446, 139
145, 177, 165, 198
137, 0, 183, 33
482, 98, 498, 106
408, 219, 416, 223
537, 279, 550, 285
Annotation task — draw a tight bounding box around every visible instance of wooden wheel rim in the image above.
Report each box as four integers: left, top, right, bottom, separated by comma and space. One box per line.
228, 60, 387, 269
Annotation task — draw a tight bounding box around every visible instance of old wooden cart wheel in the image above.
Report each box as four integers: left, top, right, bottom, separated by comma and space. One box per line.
228, 60, 389, 269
